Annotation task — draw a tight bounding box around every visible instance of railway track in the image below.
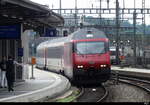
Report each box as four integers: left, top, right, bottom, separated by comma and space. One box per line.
37, 68, 109, 102
75, 85, 108, 102
111, 72, 150, 94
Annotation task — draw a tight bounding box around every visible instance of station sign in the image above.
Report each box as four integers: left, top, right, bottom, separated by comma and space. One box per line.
0, 24, 21, 39
43, 28, 57, 37
31, 57, 36, 65
18, 48, 23, 57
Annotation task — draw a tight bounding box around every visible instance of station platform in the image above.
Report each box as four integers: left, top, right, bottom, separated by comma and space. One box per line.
0, 66, 71, 102
111, 66, 150, 79
0, 65, 149, 102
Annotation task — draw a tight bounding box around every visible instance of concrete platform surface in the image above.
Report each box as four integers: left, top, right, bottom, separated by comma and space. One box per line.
0, 65, 71, 102
112, 66, 150, 74
111, 66, 150, 79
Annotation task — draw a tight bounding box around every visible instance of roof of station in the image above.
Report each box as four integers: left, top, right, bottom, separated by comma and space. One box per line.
0, 0, 64, 27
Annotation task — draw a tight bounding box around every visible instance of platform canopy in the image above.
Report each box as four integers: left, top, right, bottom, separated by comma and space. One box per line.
0, 0, 64, 28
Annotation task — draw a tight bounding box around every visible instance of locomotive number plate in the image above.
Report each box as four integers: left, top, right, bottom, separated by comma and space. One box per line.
89, 61, 95, 64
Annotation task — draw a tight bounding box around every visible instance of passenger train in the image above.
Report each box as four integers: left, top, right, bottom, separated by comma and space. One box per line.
36, 28, 111, 84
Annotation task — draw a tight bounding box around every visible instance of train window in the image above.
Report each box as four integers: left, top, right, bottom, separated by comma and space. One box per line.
47, 46, 63, 58
110, 51, 116, 55
110, 50, 121, 56
36, 49, 44, 58
75, 41, 105, 55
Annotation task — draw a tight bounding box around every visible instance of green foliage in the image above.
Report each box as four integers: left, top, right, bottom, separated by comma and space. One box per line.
55, 90, 80, 102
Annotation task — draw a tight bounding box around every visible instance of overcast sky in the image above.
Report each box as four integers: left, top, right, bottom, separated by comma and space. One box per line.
30, 0, 150, 25
31, 0, 150, 8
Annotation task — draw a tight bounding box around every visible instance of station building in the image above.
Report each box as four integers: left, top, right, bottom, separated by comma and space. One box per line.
0, 0, 64, 81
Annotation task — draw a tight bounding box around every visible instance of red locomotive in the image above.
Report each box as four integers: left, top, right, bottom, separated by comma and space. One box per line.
36, 28, 111, 84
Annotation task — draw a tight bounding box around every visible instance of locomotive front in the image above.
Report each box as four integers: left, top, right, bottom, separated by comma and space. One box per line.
72, 28, 111, 84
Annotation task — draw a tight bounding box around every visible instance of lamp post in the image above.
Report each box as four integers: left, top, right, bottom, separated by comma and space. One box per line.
59, 0, 62, 15
75, 0, 78, 29
115, 0, 120, 65
133, 11, 137, 67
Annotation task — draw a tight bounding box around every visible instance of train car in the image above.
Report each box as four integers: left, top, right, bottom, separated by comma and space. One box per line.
110, 46, 122, 64
36, 28, 111, 84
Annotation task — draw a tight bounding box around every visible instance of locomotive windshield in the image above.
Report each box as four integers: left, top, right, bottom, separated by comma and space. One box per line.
75, 41, 105, 54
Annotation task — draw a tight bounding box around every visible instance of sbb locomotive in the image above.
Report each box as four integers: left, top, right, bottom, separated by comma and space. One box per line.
36, 28, 111, 84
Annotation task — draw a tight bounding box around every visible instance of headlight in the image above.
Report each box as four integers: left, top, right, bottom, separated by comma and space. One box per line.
100, 65, 107, 68
77, 65, 83, 68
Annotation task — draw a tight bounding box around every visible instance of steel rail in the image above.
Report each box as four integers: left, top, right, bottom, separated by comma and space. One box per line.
75, 85, 108, 102
97, 85, 109, 102
71, 87, 84, 102
111, 73, 150, 93
119, 79, 150, 93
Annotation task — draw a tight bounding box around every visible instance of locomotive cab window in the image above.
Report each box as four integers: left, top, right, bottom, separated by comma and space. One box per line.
75, 41, 105, 55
